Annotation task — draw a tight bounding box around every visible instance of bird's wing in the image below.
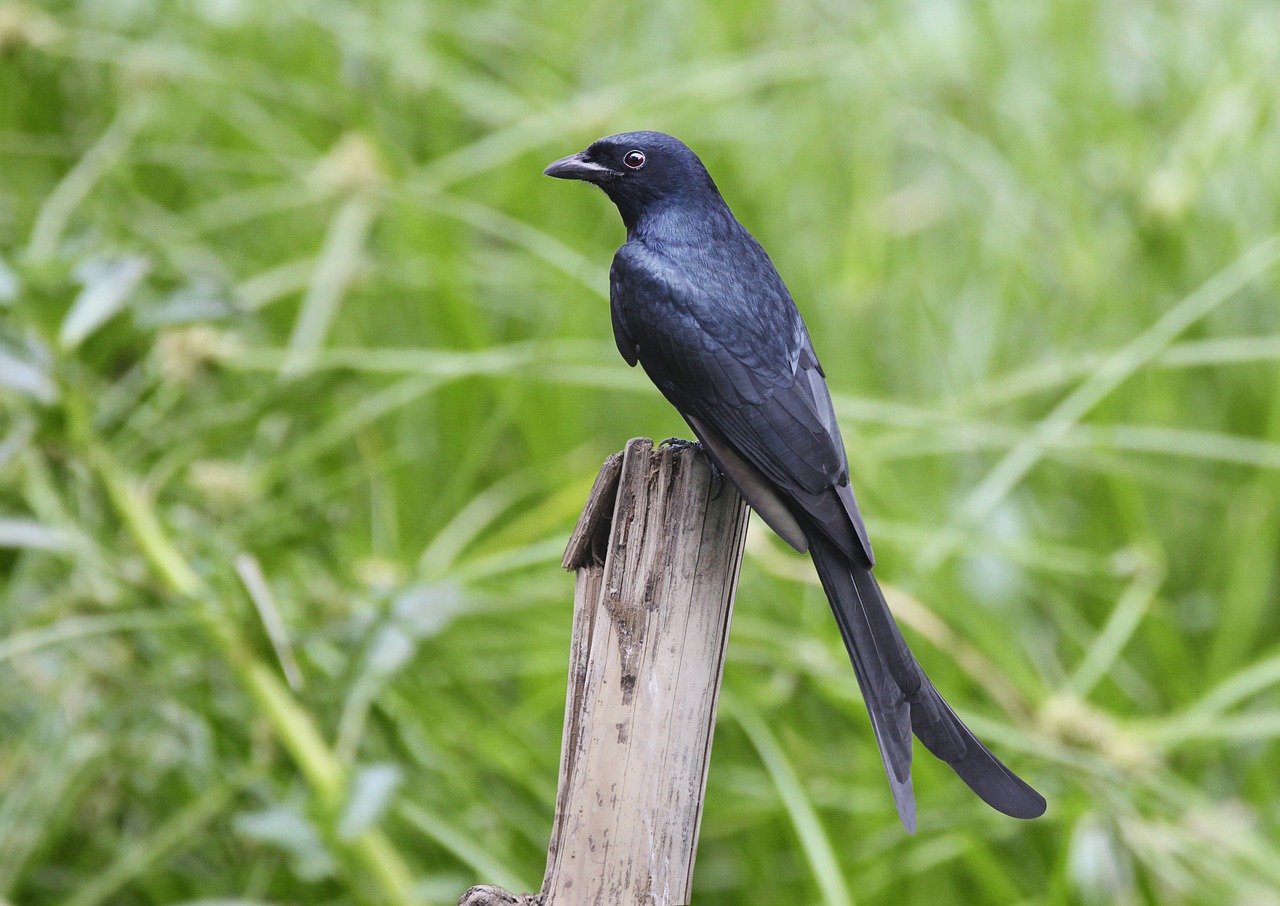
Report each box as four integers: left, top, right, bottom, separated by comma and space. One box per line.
611, 240, 874, 563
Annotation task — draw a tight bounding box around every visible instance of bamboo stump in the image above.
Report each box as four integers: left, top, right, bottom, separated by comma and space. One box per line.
461, 437, 749, 906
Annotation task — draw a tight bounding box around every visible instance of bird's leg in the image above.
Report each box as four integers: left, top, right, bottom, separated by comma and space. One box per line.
660, 437, 725, 498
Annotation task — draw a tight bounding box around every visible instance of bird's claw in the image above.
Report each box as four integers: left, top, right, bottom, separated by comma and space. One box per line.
707, 462, 725, 499
660, 437, 725, 499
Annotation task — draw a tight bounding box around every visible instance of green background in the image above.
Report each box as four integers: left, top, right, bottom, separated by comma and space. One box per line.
2, 1, 1278, 903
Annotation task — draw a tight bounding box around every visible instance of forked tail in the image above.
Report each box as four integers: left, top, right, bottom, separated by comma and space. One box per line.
805, 530, 1047, 831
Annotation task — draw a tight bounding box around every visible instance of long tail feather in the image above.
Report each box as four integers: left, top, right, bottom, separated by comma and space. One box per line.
806, 530, 1047, 828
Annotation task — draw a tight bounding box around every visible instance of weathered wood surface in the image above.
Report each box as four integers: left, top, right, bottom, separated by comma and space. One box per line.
460, 437, 748, 906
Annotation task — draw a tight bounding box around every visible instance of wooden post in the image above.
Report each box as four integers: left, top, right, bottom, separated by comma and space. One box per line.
460, 437, 749, 906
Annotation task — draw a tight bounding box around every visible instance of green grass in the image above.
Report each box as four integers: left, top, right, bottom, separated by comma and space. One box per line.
2, 1, 1279, 904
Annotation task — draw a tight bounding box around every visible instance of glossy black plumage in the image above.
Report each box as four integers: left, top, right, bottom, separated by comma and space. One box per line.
545, 131, 1045, 831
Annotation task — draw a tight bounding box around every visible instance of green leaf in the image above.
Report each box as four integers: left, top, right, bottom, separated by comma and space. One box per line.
59, 256, 150, 350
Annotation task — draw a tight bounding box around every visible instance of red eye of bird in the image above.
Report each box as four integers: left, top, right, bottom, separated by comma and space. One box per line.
623, 149, 646, 169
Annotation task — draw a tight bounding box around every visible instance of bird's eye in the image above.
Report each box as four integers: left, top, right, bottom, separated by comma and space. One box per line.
623, 149, 646, 169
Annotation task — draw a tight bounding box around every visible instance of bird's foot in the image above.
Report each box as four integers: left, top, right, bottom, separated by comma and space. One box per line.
708, 464, 725, 499
660, 437, 724, 499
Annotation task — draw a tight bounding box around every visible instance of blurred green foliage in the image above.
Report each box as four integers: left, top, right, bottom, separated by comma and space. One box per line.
2, 1, 1279, 904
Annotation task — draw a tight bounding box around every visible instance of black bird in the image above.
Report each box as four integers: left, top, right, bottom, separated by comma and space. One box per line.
544, 131, 1045, 831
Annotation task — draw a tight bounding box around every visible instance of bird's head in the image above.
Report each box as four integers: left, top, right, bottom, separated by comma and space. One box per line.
544, 131, 723, 231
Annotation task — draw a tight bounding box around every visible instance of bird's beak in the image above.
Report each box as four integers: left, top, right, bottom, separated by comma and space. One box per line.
543, 150, 614, 182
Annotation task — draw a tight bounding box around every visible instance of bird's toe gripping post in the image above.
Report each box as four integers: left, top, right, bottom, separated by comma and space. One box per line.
660, 437, 724, 499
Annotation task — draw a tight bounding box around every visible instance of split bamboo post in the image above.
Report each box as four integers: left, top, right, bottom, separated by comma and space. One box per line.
460, 437, 749, 906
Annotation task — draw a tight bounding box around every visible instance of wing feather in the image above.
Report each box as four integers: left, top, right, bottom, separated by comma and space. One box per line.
611, 239, 874, 563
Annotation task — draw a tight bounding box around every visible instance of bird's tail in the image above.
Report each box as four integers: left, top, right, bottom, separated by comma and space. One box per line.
805, 529, 1047, 832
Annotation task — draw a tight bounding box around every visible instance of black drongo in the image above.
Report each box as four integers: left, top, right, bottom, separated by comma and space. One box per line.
545, 130, 1045, 831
